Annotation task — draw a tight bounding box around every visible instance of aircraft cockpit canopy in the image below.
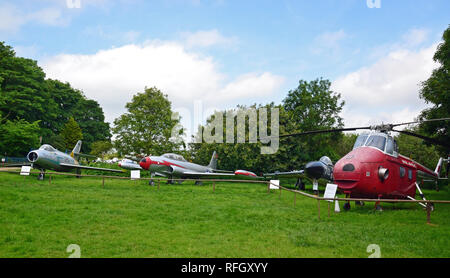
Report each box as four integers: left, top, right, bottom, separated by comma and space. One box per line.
162, 153, 187, 162
39, 144, 56, 152
352, 132, 398, 156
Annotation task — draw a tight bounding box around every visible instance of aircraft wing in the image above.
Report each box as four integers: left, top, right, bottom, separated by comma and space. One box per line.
60, 163, 125, 173
263, 170, 306, 179
1, 163, 32, 167
73, 153, 97, 159
180, 171, 264, 180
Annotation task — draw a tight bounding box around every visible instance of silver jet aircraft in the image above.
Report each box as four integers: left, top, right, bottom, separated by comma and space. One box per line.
27, 140, 123, 179
118, 158, 142, 170
138, 151, 259, 185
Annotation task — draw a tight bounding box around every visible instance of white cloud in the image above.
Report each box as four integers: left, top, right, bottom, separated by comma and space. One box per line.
41, 41, 284, 129
402, 28, 429, 47
181, 29, 238, 48
311, 29, 348, 55
332, 42, 439, 129
0, 2, 68, 33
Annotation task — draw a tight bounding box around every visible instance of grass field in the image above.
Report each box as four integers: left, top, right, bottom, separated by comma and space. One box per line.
1, 171, 449, 258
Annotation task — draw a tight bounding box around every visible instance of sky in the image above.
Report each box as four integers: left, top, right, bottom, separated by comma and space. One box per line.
1, 0, 449, 139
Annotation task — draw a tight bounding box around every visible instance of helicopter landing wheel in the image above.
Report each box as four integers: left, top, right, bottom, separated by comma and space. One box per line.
343, 202, 351, 211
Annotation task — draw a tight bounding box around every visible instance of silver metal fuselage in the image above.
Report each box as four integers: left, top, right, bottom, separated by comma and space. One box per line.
27, 148, 78, 172
147, 156, 211, 177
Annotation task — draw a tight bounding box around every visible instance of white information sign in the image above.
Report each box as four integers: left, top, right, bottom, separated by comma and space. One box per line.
20, 166, 31, 176
130, 170, 140, 180
324, 183, 338, 202
269, 180, 279, 190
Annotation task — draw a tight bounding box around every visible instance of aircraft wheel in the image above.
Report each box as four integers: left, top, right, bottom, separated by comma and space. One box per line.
38, 172, 45, 181
149, 180, 155, 186
427, 203, 435, 212
343, 202, 351, 211
355, 201, 365, 206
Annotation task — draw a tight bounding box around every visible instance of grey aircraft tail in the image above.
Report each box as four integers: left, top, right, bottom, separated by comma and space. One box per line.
70, 140, 82, 158
207, 151, 218, 170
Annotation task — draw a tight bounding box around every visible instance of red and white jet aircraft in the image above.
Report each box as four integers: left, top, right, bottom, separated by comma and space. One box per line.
138, 151, 258, 184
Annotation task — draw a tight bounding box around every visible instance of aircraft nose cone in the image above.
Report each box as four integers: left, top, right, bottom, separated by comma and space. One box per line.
139, 157, 150, 170
305, 161, 325, 179
27, 151, 39, 162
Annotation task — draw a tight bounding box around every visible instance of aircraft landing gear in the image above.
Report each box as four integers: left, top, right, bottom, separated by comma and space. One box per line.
149, 180, 155, 186
295, 178, 305, 190
343, 202, 351, 211
167, 179, 174, 185
312, 179, 319, 195
355, 201, 365, 206
38, 170, 45, 180
195, 180, 203, 185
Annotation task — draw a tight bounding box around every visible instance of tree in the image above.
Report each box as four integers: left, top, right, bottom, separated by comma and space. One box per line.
189, 103, 286, 174
418, 26, 450, 155
72, 98, 111, 153
282, 78, 345, 167
0, 118, 40, 156
395, 127, 440, 171
60, 117, 83, 150
112, 87, 183, 156
0, 42, 111, 151
90, 140, 113, 158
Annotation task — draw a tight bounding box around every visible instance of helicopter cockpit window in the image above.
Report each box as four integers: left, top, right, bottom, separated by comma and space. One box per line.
365, 135, 386, 152
386, 137, 394, 155
39, 144, 55, 152
319, 156, 332, 166
353, 134, 369, 150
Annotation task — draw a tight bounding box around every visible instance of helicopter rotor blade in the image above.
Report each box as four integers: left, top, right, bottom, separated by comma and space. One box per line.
392, 129, 450, 149
278, 126, 371, 138
391, 117, 450, 128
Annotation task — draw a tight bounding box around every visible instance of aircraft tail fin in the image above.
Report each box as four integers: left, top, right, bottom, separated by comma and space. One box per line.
207, 151, 218, 170
435, 156, 450, 178
70, 140, 82, 158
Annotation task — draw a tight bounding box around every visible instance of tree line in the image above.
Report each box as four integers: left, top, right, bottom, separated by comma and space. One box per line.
0, 42, 110, 156
0, 26, 448, 174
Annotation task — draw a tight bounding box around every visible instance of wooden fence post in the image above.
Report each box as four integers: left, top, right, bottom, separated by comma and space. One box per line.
213, 181, 216, 192
317, 199, 321, 220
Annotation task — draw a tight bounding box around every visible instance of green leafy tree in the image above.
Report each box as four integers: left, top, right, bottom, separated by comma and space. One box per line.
47, 134, 66, 151
0, 42, 111, 152
112, 87, 183, 156
0, 41, 58, 140
282, 78, 345, 167
90, 140, 113, 158
189, 103, 287, 174
418, 26, 450, 155
72, 99, 111, 153
0, 119, 40, 156
60, 117, 83, 150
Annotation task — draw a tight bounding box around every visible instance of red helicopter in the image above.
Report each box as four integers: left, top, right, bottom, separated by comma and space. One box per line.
278, 118, 450, 211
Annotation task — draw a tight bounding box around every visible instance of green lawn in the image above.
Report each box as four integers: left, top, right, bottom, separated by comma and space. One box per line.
0, 172, 449, 258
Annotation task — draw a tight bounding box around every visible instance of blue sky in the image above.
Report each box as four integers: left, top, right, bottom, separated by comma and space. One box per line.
1, 0, 449, 135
